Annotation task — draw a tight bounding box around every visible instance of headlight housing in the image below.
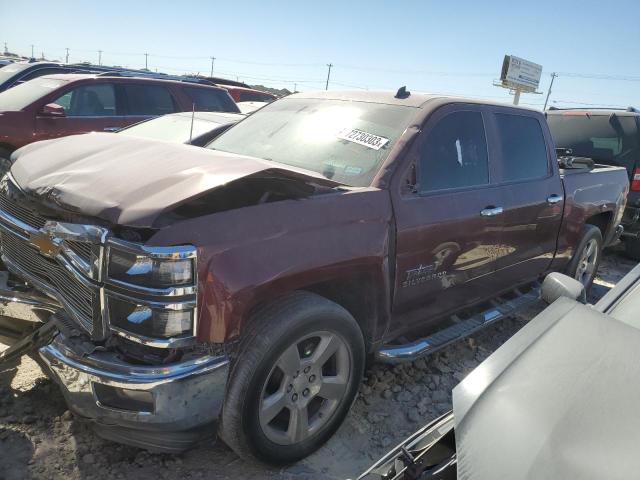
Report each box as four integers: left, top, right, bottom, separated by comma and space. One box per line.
107, 241, 196, 289
105, 239, 197, 345
107, 294, 194, 339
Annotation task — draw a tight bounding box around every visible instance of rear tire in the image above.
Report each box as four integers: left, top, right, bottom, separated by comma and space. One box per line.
218, 291, 365, 465
565, 225, 603, 292
624, 236, 640, 261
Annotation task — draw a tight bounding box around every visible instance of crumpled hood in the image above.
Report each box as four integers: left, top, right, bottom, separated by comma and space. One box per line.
452, 297, 640, 480
10, 133, 335, 228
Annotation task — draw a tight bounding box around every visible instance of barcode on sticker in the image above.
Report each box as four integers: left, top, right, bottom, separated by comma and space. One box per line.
338, 129, 389, 150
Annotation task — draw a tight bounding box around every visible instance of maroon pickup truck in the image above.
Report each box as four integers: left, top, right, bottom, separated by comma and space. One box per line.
0, 90, 628, 464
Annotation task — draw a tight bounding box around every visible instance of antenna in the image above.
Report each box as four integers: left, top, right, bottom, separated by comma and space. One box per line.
189, 103, 196, 143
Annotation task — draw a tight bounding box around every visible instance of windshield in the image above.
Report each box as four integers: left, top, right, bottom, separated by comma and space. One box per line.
207, 97, 417, 187
0, 77, 67, 111
119, 114, 228, 143
0, 63, 31, 86
547, 113, 639, 176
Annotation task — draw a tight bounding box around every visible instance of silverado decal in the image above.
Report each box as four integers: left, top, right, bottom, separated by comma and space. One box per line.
402, 264, 447, 288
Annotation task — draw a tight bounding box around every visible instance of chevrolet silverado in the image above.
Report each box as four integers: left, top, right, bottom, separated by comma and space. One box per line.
0, 90, 628, 464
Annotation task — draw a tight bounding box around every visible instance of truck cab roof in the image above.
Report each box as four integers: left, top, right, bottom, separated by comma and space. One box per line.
290, 89, 540, 111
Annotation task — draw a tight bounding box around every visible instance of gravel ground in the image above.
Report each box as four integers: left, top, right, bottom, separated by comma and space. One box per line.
0, 248, 636, 480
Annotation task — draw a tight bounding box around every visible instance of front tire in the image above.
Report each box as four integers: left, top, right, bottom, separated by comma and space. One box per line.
219, 291, 365, 465
566, 225, 603, 291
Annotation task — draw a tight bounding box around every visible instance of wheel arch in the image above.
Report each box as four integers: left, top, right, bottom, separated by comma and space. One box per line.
239, 270, 390, 353
585, 210, 613, 241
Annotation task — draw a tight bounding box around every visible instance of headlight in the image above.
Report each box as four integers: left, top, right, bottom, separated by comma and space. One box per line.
107, 242, 196, 289
105, 240, 197, 344
107, 294, 194, 338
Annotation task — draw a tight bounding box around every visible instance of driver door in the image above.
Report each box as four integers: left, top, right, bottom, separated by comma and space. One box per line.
34, 82, 125, 141
391, 104, 506, 333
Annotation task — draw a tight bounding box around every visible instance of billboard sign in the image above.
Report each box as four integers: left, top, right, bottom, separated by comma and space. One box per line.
500, 55, 542, 92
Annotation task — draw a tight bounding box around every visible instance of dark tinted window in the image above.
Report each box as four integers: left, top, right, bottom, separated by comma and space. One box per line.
122, 84, 176, 116
495, 113, 548, 182
419, 111, 489, 191
184, 87, 239, 113
53, 84, 116, 116
547, 113, 639, 175
20, 67, 70, 82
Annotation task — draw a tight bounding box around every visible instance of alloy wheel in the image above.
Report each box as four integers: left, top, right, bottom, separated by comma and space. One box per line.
574, 238, 599, 286
258, 331, 351, 445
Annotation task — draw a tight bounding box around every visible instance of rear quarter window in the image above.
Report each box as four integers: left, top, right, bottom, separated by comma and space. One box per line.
121, 84, 177, 116
183, 87, 239, 113
495, 113, 549, 182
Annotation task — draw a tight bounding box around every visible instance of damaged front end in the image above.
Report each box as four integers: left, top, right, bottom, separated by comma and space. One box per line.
0, 173, 229, 452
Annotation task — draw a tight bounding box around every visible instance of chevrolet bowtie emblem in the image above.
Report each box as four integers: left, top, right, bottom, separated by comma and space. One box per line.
29, 231, 62, 258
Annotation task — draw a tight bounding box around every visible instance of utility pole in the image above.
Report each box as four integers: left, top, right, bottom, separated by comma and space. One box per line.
65, 48, 69, 63
210, 56, 215, 77
543, 72, 558, 110
30, 44, 34, 59
144, 53, 149, 70
3, 42, 7, 55
294, 83, 297, 92
98, 50, 102, 66
325, 63, 333, 90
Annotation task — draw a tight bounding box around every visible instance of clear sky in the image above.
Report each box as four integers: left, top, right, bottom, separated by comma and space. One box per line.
1, 0, 639, 109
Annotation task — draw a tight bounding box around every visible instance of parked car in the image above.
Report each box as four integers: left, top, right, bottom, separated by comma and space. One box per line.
0, 61, 218, 93
0, 73, 240, 160
118, 111, 244, 146
218, 84, 278, 103
357, 265, 640, 480
0, 90, 627, 464
546, 107, 640, 259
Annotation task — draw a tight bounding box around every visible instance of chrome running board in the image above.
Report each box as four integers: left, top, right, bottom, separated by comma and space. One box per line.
376, 284, 540, 363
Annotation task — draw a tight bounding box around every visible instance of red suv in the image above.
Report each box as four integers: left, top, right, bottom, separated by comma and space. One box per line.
218, 84, 278, 103
0, 74, 240, 158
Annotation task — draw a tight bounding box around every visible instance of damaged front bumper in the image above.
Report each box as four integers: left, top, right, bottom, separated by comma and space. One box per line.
38, 331, 230, 452
0, 283, 230, 453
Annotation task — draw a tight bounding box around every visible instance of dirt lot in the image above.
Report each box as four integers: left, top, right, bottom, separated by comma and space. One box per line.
0, 248, 636, 480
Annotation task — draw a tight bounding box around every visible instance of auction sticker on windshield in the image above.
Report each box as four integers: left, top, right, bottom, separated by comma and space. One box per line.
338, 128, 389, 150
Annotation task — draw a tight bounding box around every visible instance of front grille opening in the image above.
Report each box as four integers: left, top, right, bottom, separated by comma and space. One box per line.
1, 231, 97, 333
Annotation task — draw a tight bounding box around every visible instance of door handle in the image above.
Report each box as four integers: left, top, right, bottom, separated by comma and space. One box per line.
103, 126, 120, 132
547, 194, 564, 204
480, 206, 503, 216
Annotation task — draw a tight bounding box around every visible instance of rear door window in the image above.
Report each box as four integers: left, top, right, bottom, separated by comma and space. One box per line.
121, 84, 177, 116
183, 87, 239, 113
53, 83, 117, 116
419, 110, 489, 192
494, 113, 549, 182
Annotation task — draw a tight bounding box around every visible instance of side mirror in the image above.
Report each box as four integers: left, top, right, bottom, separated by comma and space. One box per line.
39, 103, 66, 117
541, 273, 586, 305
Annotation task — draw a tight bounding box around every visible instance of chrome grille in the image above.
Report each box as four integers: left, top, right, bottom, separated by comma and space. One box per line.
1, 231, 97, 333
0, 181, 46, 230
65, 240, 94, 264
